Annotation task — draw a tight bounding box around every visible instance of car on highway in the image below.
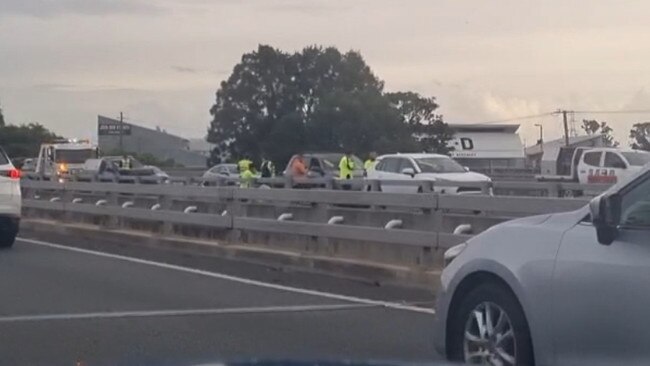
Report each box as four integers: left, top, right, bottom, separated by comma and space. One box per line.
203, 163, 240, 186
367, 153, 491, 194
284, 153, 365, 190
144, 165, 170, 183
434, 164, 650, 365
0, 147, 21, 248
204, 163, 239, 180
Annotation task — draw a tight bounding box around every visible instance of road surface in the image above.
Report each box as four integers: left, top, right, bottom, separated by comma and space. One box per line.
0, 237, 441, 366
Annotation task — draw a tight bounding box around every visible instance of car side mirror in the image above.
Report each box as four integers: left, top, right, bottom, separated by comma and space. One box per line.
464, 166, 470, 172
401, 168, 415, 177
590, 193, 621, 245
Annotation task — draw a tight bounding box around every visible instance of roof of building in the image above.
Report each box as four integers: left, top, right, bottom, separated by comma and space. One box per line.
525, 134, 603, 156
187, 138, 215, 152
97, 115, 188, 144
449, 124, 520, 133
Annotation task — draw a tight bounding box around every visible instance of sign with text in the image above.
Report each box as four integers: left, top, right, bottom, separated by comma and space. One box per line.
98, 123, 131, 136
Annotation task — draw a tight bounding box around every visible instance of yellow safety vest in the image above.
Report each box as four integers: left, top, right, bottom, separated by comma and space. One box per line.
364, 159, 376, 172
339, 155, 355, 179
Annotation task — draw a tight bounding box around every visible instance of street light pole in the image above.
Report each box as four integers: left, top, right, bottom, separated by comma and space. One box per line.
534, 123, 544, 148
119, 111, 124, 154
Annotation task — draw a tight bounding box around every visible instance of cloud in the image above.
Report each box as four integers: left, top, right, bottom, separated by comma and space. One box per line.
171, 65, 198, 74
0, 0, 164, 18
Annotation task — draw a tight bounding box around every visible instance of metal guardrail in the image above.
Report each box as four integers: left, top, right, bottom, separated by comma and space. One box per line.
21, 180, 593, 252
23, 172, 612, 198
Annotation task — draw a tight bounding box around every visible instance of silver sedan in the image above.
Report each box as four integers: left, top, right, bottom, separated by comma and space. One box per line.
434, 166, 650, 365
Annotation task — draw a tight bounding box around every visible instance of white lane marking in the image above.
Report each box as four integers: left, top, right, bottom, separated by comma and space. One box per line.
0, 304, 377, 323
18, 238, 436, 315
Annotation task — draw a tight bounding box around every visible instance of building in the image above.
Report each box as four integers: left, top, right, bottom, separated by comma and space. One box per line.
448, 124, 525, 172
187, 138, 216, 159
97, 115, 207, 167
525, 134, 606, 175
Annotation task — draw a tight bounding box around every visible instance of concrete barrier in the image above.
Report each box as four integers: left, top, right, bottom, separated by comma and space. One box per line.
20, 180, 591, 287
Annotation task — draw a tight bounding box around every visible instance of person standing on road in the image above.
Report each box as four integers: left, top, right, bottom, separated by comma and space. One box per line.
291, 154, 307, 177
239, 163, 255, 188
121, 155, 131, 170
364, 151, 377, 177
237, 155, 254, 174
339, 151, 355, 179
260, 156, 275, 178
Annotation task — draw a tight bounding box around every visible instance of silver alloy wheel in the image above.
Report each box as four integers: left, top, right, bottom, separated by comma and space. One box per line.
463, 301, 516, 365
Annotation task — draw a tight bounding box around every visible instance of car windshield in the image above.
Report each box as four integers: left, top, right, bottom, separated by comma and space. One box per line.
622, 152, 650, 166
226, 165, 238, 174
320, 154, 364, 171
55, 149, 97, 164
415, 157, 466, 173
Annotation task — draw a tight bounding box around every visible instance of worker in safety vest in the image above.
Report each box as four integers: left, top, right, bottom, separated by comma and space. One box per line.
121, 155, 131, 170
338, 151, 355, 179
260, 156, 275, 178
364, 151, 377, 177
237, 155, 254, 174
239, 160, 256, 188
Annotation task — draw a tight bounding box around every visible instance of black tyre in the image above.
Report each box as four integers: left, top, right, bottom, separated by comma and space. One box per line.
0, 231, 17, 248
448, 283, 534, 366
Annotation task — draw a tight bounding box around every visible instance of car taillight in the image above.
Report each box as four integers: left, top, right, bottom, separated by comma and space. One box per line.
0, 169, 21, 179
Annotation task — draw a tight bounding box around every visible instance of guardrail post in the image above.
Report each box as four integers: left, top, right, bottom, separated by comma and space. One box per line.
548, 183, 560, 198
103, 191, 120, 229
158, 194, 174, 235
226, 187, 242, 242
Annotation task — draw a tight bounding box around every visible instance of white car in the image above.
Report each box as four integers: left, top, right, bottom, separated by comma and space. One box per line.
0, 148, 21, 248
368, 153, 491, 194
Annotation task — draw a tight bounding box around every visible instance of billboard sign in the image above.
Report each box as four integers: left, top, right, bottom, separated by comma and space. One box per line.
98, 123, 131, 136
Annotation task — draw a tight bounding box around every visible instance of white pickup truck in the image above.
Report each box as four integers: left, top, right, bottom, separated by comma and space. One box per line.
537, 147, 650, 185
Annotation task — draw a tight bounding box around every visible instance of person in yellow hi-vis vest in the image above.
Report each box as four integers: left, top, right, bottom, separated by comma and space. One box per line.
237, 155, 253, 174
364, 151, 377, 177
338, 151, 355, 179
239, 164, 255, 188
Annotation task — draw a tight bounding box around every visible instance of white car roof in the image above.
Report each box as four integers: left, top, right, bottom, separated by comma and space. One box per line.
377, 153, 449, 159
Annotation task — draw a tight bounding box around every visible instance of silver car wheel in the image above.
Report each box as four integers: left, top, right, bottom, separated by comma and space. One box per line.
463, 301, 516, 365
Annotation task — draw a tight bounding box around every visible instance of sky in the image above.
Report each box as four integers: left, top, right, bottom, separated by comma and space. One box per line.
2, 0, 650, 146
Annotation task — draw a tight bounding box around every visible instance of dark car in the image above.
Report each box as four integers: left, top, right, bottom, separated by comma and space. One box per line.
283, 153, 365, 190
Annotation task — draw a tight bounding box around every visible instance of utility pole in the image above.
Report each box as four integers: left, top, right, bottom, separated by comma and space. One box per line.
119, 111, 124, 154
561, 110, 570, 147
534, 123, 544, 150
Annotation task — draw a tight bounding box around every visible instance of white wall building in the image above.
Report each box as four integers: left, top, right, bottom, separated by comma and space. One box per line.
448, 124, 525, 172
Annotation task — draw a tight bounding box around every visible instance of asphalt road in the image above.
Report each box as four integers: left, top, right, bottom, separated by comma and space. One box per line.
0, 238, 441, 366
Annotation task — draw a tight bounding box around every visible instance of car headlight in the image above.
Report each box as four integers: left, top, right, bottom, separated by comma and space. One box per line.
444, 242, 467, 268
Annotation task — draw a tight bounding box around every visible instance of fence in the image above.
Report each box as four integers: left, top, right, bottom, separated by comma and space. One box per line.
23, 172, 612, 198
21, 180, 593, 271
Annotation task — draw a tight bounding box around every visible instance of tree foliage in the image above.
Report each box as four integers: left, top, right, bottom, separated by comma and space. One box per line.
387, 92, 454, 154
208, 45, 453, 165
0, 123, 61, 158
0, 105, 5, 128
581, 119, 618, 147
630, 122, 650, 151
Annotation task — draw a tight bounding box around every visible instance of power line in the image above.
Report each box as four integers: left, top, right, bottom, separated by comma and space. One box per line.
572, 109, 650, 115
468, 112, 556, 125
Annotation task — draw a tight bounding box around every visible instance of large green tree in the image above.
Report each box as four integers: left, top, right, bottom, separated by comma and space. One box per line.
630, 122, 650, 151
0, 123, 61, 158
387, 92, 454, 154
208, 45, 449, 166
581, 119, 618, 147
